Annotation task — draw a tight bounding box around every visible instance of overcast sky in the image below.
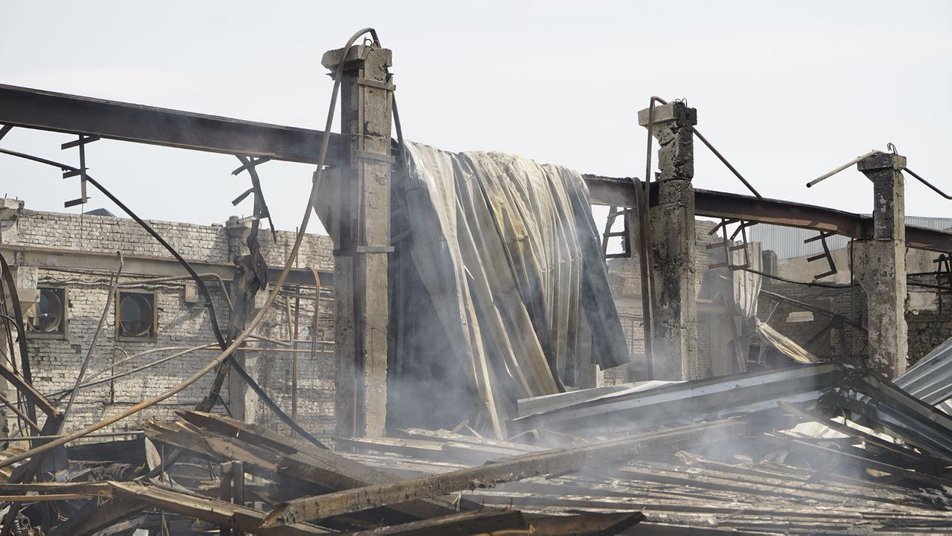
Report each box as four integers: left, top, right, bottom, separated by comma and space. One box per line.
1, 1, 950, 236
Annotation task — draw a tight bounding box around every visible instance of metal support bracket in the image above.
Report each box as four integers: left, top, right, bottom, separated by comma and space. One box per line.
602, 205, 633, 259
933, 253, 952, 315
707, 219, 755, 271
62, 134, 98, 208
355, 78, 396, 92
354, 245, 394, 254
805, 231, 838, 280
333, 245, 395, 256
354, 150, 395, 164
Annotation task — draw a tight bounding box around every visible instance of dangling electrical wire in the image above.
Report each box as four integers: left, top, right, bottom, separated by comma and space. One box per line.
0, 27, 382, 468
60, 251, 122, 426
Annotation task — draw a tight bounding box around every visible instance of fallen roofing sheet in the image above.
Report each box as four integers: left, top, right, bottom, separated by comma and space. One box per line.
364, 142, 629, 437
4, 383, 952, 535
896, 335, 952, 405
512, 363, 842, 434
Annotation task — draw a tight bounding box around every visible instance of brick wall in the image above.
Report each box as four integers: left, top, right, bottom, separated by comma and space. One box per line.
758, 254, 951, 369
2, 206, 338, 439
603, 219, 721, 385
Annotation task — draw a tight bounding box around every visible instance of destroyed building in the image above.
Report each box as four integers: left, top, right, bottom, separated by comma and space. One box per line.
0, 30, 951, 535
0, 202, 338, 434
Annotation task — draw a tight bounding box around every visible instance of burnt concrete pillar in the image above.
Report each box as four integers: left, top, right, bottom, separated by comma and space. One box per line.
637, 102, 699, 380
322, 45, 393, 438
853, 152, 908, 378
225, 216, 252, 261
224, 216, 254, 422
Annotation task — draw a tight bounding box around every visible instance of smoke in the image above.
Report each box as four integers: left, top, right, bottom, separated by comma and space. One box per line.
374, 141, 629, 438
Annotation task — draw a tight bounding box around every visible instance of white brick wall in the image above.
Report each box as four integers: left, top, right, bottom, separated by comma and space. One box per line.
4, 208, 338, 439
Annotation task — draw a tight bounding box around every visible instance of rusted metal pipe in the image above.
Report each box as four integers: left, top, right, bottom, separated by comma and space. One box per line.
806, 151, 879, 188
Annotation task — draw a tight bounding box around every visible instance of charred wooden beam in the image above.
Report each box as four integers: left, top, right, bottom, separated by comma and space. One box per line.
342, 510, 528, 536
107, 481, 332, 535
262, 419, 745, 527
150, 412, 465, 520
527, 512, 645, 536
50, 498, 144, 536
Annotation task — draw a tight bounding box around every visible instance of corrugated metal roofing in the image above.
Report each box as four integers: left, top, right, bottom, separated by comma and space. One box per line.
896, 335, 952, 406
749, 216, 952, 260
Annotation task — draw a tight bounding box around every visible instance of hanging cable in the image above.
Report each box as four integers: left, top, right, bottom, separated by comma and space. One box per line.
0, 146, 326, 447
0, 27, 379, 469
60, 252, 122, 426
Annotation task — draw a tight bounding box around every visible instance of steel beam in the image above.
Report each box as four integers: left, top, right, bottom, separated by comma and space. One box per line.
0, 84, 345, 164
262, 419, 745, 527
584, 174, 952, 253
2, 84, 948, 252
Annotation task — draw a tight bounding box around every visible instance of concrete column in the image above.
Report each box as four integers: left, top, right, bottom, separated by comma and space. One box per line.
853, 152, 908, 378
637, 102, 699, 380
224, 216, 253, 422
322, 45, 393, 438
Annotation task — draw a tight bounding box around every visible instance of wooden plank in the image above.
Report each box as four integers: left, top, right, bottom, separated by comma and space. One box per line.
261, 419, 744, 527
527, 512, 645, 536
108, 481, 331, 536
50, 497, 144, 536
399, 428, 543, 453
339, 435, 534, 465
148, 414, 467, 521
341, 510, 528, 536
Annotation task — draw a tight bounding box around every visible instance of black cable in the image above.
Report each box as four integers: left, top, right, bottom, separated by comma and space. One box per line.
82, 177, 327, 447
0, 253, 39, 423
82, 176, 229, 348
741, 267, 857, 289
0, 147, 326, 449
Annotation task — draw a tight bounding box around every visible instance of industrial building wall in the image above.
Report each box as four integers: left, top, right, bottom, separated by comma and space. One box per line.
604, 220, 723, 384
761, 241, 951, 367
0, 204, 339, 438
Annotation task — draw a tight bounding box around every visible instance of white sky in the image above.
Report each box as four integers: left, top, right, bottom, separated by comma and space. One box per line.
1, 1, 950, 236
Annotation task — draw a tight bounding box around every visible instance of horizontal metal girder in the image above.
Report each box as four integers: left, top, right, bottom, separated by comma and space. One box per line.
2, 84, 947, 252
0, 84, 345, 164
583, 174, 952, 253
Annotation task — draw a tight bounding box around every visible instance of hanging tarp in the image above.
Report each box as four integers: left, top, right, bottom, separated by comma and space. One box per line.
388, 143, 629, 437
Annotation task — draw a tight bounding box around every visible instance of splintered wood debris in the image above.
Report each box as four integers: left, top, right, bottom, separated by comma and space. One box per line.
0, 379, 951, 536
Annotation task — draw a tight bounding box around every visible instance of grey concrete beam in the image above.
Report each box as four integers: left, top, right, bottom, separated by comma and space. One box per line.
1, 244, 330, 288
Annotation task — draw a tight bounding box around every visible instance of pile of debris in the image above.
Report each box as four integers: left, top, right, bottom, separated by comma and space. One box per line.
0, 359, 950, 534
